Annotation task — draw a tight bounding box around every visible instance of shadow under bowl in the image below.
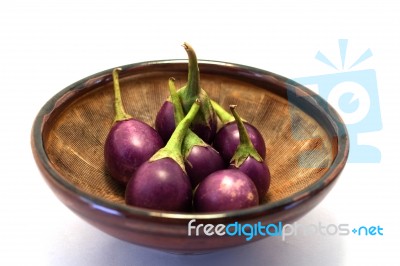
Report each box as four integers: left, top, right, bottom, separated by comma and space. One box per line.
31, 60, 349, 253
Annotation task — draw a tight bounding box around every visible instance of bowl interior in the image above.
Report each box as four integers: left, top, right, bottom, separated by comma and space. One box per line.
42, 63, 335, 208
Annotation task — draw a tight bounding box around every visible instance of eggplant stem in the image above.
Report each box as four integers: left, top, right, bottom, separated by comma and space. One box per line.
230, 105, 253, 147
112, 68, 132, 122
181, 42, 201, 98
150, 100, 201, 171
211, 100, 234, 124
166, 99, 201, 151
168, 77, 185, 123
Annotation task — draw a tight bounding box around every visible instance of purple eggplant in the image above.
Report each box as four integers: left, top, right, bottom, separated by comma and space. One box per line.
125, 100, 200, 212
104, 68, 164, 185
185, 145, 225, 188
168, 77, 224, 188
193, 169, 259, 212
227, 105, 270, 201
155, 43, 217, 144
212, 100, 266, 165
154, 101, 175, 143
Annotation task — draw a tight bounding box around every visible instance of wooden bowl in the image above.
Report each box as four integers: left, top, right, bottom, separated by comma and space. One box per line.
31, 60, 349, 253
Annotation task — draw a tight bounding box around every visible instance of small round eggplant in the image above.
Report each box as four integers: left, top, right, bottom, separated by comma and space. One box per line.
125, 100, 201, 212
227, 105, 271, 200
125, 158, 192, 212
228, 157, 270, 200
155, 101, 175, 143
168, 77, 224, 188
212, 100, 266, 164
184, 145, 225, 188
155, 43, 217, 144
193, 169, 259, 212
104, 68, 164, 185
105, 120, 164, 185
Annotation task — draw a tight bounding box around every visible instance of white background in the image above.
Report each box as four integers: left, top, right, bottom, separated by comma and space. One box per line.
1, 1, 399, 265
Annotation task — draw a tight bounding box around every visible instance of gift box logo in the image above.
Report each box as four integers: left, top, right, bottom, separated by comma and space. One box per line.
293, 39, 382, 163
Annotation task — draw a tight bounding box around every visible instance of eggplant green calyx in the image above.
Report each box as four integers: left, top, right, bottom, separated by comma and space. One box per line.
168, 77, 208, 157
112, 68, 132, 123
150, 99, 201, 171
229, 105, 263, 167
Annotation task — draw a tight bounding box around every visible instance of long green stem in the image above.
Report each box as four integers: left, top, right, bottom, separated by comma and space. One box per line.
182, 42, 200, 98
169, 77, 208, 156
176, 43, 216, 133
112, 68, 132, 122
211, 100, 234, 124
168, 77, 185, 123
230, 105, 253, 148
165, 100, 200, 151
150, 100, 201, 170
